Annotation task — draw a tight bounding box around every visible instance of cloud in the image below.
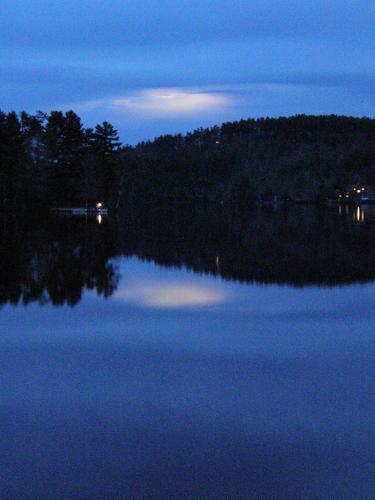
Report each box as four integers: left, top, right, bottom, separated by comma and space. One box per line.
116, 281, 227, 309
69, 75, 375, 118
1, 0, 375, 50
72, 87, 233, 117
111, 88, 231, 115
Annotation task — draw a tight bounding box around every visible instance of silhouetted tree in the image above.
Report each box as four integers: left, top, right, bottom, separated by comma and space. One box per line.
93, 121, 122, 204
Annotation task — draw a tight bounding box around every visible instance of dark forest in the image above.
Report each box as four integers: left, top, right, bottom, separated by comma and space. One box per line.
1, 111, 375, 213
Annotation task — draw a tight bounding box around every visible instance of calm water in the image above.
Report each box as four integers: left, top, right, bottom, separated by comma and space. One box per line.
1, 206, 375, 498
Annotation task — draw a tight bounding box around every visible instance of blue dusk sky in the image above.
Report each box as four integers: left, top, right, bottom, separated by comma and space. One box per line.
1, 0, 375, 143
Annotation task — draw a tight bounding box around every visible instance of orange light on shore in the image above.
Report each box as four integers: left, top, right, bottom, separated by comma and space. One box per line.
96, 202, 103, 209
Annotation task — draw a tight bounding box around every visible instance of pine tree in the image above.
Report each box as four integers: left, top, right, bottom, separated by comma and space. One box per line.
45, 111, 65, 166
0, 112, 23, 208
20, 110, 46, 164
44, 110, 87, 205
94, 121, 121, 157
62, 111, 86, 203
92, 121, 122, 205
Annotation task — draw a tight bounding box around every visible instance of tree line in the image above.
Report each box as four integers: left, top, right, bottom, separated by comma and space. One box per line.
0, 110, 122, 211
123, 114, 375, 212
2, 111, 375, 212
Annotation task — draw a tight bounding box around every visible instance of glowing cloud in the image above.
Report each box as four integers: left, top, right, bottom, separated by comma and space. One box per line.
71, 87, 232, 117
110, 88, 230, 115
116, 281, 227, 309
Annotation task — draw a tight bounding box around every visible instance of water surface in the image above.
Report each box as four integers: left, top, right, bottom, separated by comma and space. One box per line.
1, 206, 375, 498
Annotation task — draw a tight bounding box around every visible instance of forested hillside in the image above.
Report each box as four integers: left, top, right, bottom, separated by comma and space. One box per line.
1, 112, 375, 212
124, 115, 375, 210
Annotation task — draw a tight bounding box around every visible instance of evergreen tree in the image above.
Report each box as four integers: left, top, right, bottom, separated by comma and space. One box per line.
45, 111, 65, 166
0, 112, 23, 208
20, 110, 46, 164
62, 110, 86, 203
19, 111, 47, 205
93, 121, 122, 204
94, 121, 121, 157
44, 110, 87, 205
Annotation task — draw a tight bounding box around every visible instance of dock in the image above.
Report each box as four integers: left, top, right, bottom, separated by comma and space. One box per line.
51, 207, 108, 215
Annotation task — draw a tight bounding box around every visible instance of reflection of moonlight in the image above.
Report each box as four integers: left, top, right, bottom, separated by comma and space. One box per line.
116, 282, 227, 309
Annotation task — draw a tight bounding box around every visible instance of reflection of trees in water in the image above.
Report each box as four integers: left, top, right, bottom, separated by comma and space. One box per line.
1, 204, 375, 307
122, 203, 375, 287
0, 217, 119, 307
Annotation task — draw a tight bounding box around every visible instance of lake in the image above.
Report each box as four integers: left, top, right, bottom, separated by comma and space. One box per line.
1, 205, 375, 498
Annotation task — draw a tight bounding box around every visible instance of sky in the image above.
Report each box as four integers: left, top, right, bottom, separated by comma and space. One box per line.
1, 0, 375, 144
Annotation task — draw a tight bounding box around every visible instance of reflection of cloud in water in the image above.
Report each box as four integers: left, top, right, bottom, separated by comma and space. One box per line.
117, 281, 227, 309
